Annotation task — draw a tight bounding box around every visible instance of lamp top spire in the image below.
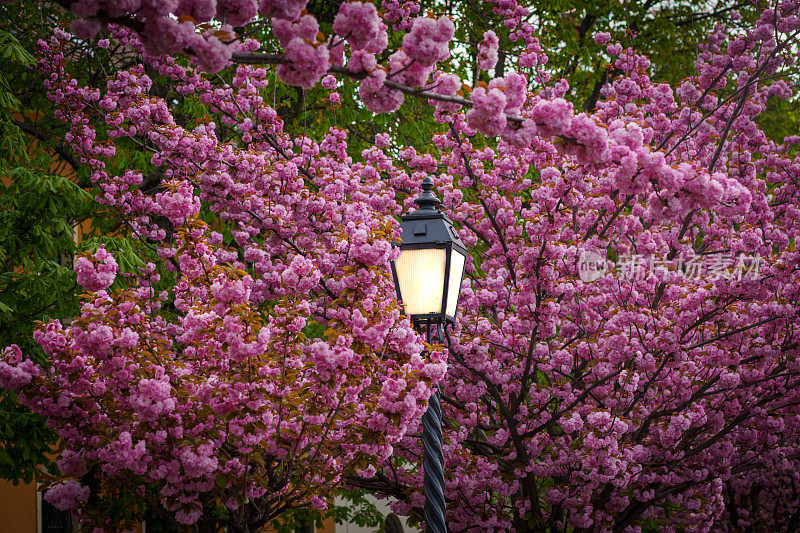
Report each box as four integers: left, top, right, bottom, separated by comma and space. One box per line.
413, 176, 441, 213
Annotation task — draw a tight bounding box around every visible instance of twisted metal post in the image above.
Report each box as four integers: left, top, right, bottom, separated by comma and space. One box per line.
419, 321, 447, 533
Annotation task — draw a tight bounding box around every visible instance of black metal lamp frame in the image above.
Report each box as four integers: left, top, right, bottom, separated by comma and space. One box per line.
390, 177, 468, 533
390, 178, 468, 326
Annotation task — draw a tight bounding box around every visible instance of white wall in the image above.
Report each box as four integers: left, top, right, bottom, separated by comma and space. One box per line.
333, 495, 420, 533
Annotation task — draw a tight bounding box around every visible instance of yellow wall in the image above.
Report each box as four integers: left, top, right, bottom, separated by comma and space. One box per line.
0, 479, 37, 533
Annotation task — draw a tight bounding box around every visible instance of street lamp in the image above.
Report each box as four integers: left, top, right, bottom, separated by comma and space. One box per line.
390, 176, 467, 533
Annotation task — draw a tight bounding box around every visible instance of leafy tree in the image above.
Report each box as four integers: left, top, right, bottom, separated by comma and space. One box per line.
0, 21, 85, 484
0, 4, 153, 484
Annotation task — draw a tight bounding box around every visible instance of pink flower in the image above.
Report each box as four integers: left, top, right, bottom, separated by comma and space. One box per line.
333, 1, 382, 50
0, 346, 39, 390
191, 35, 233, 73
69, 0, 101, 18
143, 17, 195, 55
328, 35, 345, 66
175, 506, 203, 525
594, 32, 611, 44
259, 0, 307, 20
490, 71, 527, 114
359, 69, 404, 113
531, 97, 573, 138
104, 0, 143, 17
348, 49, 377, 72
44, 481, 90, 511
216, 0, 258, 26
478, 30, 499, 71
131, 378, 176, 420
364, 21, 388, 54
272, 14, 318, 47
210, 275, 252, 304
278, 39, 331, 89
32, 322, 69, 356
57, 450, 88, 477
75, 246, 118, 292
177, 0, 217, 22
155, 180, 200, 224
388, 49, 432, 87
401, 15, 454, 67
321, 74, 337, 90
70, 18, 102, 40
466, 87, 507, 137
429, 72, 462, 112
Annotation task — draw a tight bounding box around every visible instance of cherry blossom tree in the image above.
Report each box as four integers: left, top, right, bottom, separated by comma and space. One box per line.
1, 0, 800, 532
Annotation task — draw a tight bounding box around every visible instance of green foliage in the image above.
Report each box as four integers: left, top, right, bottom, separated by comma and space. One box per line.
0, 29, 33, 164
269, 489, 386, 533
0, 165, 93, 482
0, 7, 99, 484
332, 489, 389, 531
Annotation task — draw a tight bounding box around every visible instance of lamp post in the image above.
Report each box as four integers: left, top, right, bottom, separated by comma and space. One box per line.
390, 177, 467, 533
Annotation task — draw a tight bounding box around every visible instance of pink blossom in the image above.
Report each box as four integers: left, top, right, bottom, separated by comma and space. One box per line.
333, 1, 382, 50
44, 481, 90, 511
530, 97, 573, 138
175, 506, 203, 525
216, 0, 257, 26
143, 17, 195, 55
69, 0, 101, 18
70, 18, 102, 40
594, 32, 611, 44
401, 15, 454, 67
388, 49, 432, 87
191, 35, 233, 73
155, 180, 200, 224
478, 30, 499, 71
490, 71, 527, 114
466, 87, 507, 137
321, 74, 337, 90
272, 14, 319, 47
74, 246, 118, 292
0, 346, 39, 390
347, 49, 377, 73
210, 275, 252, 304
328, 35, 345, 66
176, 0, 217, 22
428, 72, 462, 113
359, 69, 404, 113
259, 0, 307, 20
278, 39, 330, 89
57, 450, 88, 477
15, 7, 800, 532
381, 0, 420, 31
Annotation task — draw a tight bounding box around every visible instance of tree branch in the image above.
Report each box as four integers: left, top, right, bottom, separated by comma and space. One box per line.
11, 118, 82, 172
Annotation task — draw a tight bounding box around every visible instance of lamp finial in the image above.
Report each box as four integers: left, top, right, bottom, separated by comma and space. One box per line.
414, 177, 441, 212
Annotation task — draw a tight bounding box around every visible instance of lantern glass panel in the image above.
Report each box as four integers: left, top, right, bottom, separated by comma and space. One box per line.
445, 249, 466, 318
394, 247, 446, 316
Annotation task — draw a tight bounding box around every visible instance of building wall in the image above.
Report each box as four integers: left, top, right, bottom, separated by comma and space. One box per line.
0, 479, 37, 533
332, 496, 420, 533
